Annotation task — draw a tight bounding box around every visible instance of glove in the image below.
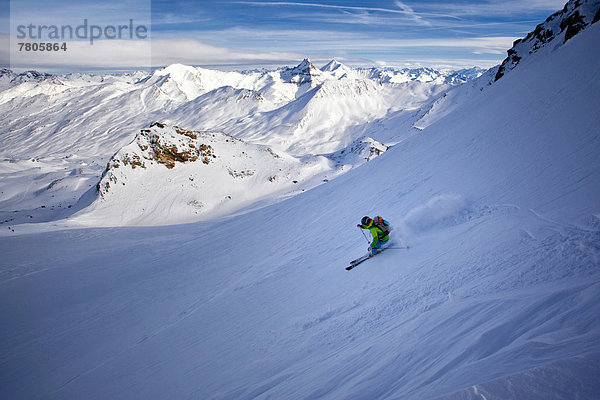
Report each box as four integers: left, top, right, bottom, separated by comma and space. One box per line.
367, 246, 372, 252
357, 224, 362, 228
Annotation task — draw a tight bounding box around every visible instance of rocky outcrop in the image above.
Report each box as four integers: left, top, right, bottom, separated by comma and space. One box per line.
326, 137, 388, 166
0, 69, 63, 87
97, 123, 218, 197
495, 0, 600, 81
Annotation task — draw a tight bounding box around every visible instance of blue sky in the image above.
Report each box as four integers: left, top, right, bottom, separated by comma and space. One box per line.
148, 0, 567, 69
3, 0, 568, 71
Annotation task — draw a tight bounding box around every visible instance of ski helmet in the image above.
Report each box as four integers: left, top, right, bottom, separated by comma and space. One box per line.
361, 216, 372, 226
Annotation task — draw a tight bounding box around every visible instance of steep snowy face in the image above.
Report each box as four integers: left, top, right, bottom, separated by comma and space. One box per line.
221, 77, 448, 156
413, 67, 499, 130
495, 0, 600, 81
320, 59, 360, 80
159, 85, 274, 133
2, 4, 600, 400
279, 58, 324, 86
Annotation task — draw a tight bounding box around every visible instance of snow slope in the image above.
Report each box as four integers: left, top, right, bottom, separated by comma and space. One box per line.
1, 9, 599, 400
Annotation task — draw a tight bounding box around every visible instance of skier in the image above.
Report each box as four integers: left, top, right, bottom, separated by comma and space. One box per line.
357, 216, 391, 257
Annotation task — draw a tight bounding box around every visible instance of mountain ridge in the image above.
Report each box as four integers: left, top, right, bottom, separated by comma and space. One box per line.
495, 0, 600, 81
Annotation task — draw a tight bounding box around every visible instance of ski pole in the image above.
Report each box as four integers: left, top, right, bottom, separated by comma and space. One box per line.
358, 226, 370, 244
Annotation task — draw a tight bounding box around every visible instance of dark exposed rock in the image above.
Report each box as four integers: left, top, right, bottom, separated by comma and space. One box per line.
562, 10, 587, 42
593, 7, 600, 23
495, 0, 599, 82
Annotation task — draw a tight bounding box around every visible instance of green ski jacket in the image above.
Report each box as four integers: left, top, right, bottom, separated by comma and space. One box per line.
359, 220, 389, 247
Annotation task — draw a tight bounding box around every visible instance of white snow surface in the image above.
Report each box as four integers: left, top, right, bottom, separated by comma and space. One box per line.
1, 18, 600, 400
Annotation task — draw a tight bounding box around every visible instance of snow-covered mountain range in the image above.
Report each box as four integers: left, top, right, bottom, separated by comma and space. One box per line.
0, 58, 480, 226
1, 0, 599, 399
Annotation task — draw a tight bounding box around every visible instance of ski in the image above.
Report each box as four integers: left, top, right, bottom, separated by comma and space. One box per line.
346, 247, 387, 270
346, 254, 371, 270
345, 245, 410, 270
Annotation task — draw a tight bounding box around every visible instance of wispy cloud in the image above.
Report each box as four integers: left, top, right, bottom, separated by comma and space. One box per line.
151, 12, 210, 25
4, 27, 511, 73
236, 1, 432, 25
9, 0, 151, 27
150, 38, 302, 67
413, 0, 566, 17
394, 0, 431, 26
5, 35, 304, 72
237, 1, 419, 15
190, 26, 516, 52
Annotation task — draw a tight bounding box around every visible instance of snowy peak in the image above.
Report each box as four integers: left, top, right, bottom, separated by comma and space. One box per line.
495, 0, 600, 81
141, 63, 248, 101
152, 63, 198, 79
321, 59, 344, 72
320, 59, 357, 80
0, 69, 16, 90
416, 0, 599, 129
280, 58, 324, 85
